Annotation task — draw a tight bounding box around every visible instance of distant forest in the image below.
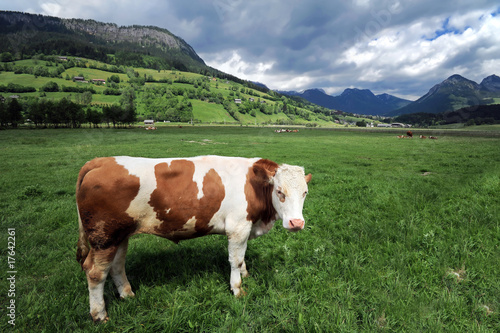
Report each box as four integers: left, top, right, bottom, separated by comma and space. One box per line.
394, 104, 500, 127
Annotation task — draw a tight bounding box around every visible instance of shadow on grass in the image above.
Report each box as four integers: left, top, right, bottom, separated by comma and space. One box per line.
119, 237, 266, 295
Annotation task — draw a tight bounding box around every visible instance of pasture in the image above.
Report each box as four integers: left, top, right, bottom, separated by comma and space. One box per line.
0, 127, 498, 332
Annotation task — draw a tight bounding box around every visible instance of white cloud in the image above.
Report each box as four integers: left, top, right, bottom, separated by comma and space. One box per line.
204, 50, 275, 84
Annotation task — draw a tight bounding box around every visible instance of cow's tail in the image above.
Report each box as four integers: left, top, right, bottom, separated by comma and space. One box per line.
76, 163, 91, 270
76, 206, 90, 269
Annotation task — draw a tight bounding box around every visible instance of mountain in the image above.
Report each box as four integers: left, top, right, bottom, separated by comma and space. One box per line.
480, 74, 500, 92
0, 11, 206, 72
280, 88, 411, 115
376, 93, 412, 110
388, 74, 498, 116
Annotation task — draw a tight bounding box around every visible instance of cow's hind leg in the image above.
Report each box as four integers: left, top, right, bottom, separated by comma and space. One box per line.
83, 246, 118, 322
110, 239, 135, 298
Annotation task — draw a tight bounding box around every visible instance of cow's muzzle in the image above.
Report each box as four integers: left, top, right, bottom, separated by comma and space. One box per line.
288, 219, 305, 231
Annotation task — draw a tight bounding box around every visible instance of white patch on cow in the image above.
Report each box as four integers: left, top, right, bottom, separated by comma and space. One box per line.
184, 216, 197, 230
115, 156, 165, 230
191, 163, 210, 200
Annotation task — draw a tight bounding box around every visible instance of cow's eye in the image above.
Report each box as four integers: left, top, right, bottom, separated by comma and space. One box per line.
303, 191, 308, 197
276, 190, 285, 199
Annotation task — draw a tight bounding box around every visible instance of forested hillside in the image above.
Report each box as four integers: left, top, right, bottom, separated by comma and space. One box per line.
0, 10, 266, 92
0, 55, 342, 128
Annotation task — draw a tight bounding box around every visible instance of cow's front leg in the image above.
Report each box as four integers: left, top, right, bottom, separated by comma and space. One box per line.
227, 232, 250, 297
110, 239, 135, 299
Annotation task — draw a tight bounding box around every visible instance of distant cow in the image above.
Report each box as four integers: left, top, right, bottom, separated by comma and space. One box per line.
76, 156, 312, 322
406, 131, 413, 138
419, 135, 427, 139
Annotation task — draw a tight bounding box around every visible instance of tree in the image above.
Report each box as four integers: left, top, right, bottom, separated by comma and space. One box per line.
7, 98, 23, 127
80, 91, 93, 105
0, 52, 14, 62
86, 107, 103, 128
0, 100, 8, 127
63, 99, 85, 128
108, 75, 120, 83
120, 88, 137, 124
40, 81, 60, 92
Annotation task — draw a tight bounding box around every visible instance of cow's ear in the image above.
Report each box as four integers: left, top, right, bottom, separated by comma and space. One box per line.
253, 159, 278, 184
305, 173, 312, 184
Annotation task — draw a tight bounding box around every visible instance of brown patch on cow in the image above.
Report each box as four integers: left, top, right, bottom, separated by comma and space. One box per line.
148, 160, 225, 240
76, 157, 141, 250
245, 159, 278, 224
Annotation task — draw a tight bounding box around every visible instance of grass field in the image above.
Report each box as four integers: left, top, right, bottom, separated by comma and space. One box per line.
0, 127, 498, 332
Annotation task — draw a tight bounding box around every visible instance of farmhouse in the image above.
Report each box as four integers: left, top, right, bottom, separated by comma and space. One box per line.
144, 120, 154, 125
377, 124, 391, 127
92, 79, 106, 84
234, 99, 242, 104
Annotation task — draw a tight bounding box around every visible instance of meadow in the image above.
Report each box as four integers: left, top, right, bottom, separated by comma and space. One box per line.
0, 127, 498, 332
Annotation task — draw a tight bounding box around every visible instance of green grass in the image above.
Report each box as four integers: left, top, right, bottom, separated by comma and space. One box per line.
0, 127, 499, 332
191, 100, 235, 123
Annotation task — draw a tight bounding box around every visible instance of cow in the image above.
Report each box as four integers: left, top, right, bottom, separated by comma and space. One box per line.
76, 155, 312, 322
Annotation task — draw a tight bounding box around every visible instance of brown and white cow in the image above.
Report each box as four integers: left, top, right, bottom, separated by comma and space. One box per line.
76, 155, 311, 322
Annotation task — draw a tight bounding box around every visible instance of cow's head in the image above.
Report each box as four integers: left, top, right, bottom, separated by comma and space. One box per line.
269, 164, 312, 231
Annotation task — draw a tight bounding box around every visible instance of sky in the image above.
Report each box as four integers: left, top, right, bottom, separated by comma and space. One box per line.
3, 0, 500, 100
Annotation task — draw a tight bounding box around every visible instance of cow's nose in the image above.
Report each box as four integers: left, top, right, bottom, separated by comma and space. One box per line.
288, 219, 305, 231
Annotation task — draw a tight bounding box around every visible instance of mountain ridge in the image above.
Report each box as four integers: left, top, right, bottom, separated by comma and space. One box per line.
280, 88, 411, 115
0, 11, 206, 72
388, 74, 500, 116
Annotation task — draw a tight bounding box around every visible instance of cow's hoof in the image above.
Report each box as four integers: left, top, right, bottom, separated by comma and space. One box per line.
120, 286, 135, 299
90, 311, 109, 323
235, 288, 247, 298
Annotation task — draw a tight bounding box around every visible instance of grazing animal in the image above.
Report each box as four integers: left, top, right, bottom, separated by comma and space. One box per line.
76, 156, 312, 322
406, 131, 413, 138
429, 136, 438, 139
419, 135, 427, 139
397, 135, 405, 139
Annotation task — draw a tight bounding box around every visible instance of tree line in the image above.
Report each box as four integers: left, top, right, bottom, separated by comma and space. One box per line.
394, 104, 500, 127
0, 95, 136, 129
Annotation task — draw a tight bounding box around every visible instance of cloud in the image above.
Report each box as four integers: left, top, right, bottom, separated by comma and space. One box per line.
3, 0, 500, 99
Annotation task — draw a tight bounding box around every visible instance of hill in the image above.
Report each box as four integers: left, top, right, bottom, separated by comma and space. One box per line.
0, 11, 355, 127
388, 74, 500, 116
280, 88, 411, 115
0, 55, 345, 127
